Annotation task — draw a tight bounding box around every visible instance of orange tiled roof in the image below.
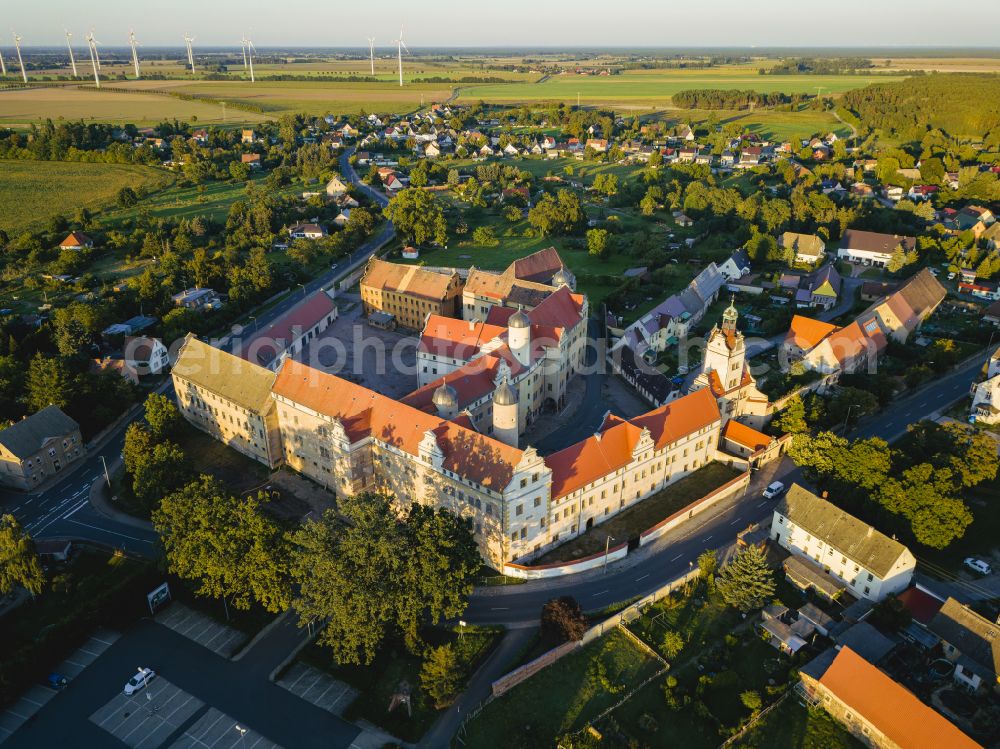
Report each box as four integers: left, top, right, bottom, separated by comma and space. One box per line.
546, 388, 721, 498
819, 648, 981, 749
402, 352, 524, 412
272, 360, 522, 491
418, 315, 508, 359
722, 420, 772, 452
362, 258, 457, 301
787, 315, 838, 352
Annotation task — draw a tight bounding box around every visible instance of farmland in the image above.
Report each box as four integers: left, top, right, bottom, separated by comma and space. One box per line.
457, 67, 908, 108
0, 159, 172, 234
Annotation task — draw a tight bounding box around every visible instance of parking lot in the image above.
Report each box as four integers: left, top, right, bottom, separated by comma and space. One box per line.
168, 707, 281, 749
89, 678, 204, 749
276, 663, 356, 718
155, 604, 246, 658
0, 628, 120, 744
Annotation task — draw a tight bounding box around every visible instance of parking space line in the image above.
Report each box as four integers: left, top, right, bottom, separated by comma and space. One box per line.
287, 665, 309, 690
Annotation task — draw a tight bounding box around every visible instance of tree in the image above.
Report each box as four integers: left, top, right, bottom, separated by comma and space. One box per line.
540, 595, 588, 645
586, 228, 610, 258
123, 423, 186, 509
472, 225, 499, 247
117, 186, 139, 208
153, 475, 290, 613
52, 302, 102, 358
0, 514, 44, 595
383, 189, 447, 246
592, 173, 618, 197
715, 546, 775, 613
229, 160, 251, 182
740, 690, 762, 712
420, 644, 462, 708
877, 463, 973, 549
661, 630, 685, 660
696, 549, 717, 579
870, 594, 912, 633
26, 354, 74, 411
144, 393, 182, 441
773, 395, 808, 434
288, 494, 478, 665
528, 190, 585, 236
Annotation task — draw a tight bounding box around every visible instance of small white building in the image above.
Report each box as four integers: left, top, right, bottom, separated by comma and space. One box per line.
325, 176, 349, 197
771, 484, 916, 602
124, 336, 170, 375
970, 346, 1000, 425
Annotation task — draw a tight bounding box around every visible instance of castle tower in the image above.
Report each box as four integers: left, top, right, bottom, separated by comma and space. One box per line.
432, 382, 458, 419
702, 297, 746, 392
492, 376, 519, 447
508, 307, 531, 368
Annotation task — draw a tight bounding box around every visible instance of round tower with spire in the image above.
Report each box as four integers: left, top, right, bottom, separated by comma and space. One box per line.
702, 296, 746, 392
432, 382, 458, 419
508, 306, 531, 367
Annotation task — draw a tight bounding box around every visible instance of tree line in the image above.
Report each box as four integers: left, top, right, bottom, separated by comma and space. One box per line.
672, 89, 811, 110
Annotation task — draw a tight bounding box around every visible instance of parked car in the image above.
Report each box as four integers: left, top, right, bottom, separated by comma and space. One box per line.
762, 481, 786, 499
964, 557, 993, 576
45, 673, 68, 690
123, 667, 156, 696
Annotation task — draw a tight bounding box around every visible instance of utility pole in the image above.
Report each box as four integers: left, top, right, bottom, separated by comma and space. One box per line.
602, 535, 616, 574
101, 455, 111, 489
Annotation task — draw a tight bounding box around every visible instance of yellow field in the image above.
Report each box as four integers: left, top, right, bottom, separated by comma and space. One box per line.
870, 57, 1000, 73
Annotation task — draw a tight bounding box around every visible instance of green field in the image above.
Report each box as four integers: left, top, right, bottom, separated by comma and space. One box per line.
458, 68, 907, 108
0, 159, 173, 234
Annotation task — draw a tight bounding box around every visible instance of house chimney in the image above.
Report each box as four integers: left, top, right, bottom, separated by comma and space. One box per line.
866, 527, 874, 537
821, 491, 828, 499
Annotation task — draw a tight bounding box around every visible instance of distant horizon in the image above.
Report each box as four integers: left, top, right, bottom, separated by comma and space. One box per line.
7, 0, 1000, 47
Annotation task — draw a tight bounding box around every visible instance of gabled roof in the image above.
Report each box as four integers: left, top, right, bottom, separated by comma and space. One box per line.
888, 268, 947, 330
780, 231, 825, 257
777, 484, 911, 578
0, 406, 79, 460
545, 388, 720, 499
272, 360, 523, 491
510, 247, 565, 284
362, 258, 457, 301
722, 420, 772, 452
786, 315, 837, 351
243, 292, 337, 367
841, 229, 917, 255
59, 231, 92, 248
816, 648, 981, 749
402, 353, 514, 413
928, 597, 1000, 682
418, 315, 508, 360
172, 335, 276, 413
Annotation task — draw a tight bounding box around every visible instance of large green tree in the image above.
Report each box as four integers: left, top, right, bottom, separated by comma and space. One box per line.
383, 189, 447, 246
528, 189, 585, 236
877, 464, 973, 549
26, 354, 75, 412
0, 514, 44, 595
288, 493, 479, 665
143, 393, 182, 441
715, 546, 775, 613
123, 423, 186, 509
420, 644, 462, 708
153, 475, 290, 613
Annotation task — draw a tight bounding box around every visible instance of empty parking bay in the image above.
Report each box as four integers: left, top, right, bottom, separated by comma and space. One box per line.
0, 628, 120, 744
90, 678, 204, 749
276, 663, 357, 717
156, 604, 245, 658
168, 708, 281, 749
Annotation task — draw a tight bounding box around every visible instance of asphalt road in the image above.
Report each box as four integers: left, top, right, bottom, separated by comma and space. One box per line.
0, 146, 393, 559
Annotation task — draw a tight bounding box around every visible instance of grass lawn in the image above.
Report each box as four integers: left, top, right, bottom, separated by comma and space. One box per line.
459, 628, 663, 749
303, 624, 502, 743
533, 463, 741, 565
173, 420, 270, 491
734, 696, 864, 749
0, 159, 173, 234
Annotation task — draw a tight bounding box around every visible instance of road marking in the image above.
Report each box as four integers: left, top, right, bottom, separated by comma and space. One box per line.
63, 499, 89, 519
65, 519, 154, 543
489, 607, 509, 611
670, 554, 683, 561
757, 501, 767, 507
24, 497, 34, 504
703, 535, 713, 542
12, 504, 21, 512
730, 518, 742, 525
591, 590, 609, 597
635, 574, 649, 582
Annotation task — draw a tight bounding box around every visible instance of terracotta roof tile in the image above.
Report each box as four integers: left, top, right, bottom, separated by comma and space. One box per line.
722, 420, 772, 452
818, 648, 981, 749
786, 315, 837, 351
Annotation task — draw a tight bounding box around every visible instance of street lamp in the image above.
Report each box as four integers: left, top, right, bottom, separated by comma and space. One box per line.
234, 724, 248, 748
603, 535, 617, 574
248, 315, 257, 333
842, 403, 861, 434
297, 283, 307, 298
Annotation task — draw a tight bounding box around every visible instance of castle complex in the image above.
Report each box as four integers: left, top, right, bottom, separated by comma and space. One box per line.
173, 249, 779, 569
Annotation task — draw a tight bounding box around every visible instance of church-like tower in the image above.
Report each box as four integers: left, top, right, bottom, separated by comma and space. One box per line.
702, 298, 745, 392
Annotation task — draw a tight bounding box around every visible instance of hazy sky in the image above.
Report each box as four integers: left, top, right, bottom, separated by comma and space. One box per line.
7, 0, 1000, 48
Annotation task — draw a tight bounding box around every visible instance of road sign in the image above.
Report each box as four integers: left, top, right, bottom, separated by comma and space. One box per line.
146, 582, 171, 615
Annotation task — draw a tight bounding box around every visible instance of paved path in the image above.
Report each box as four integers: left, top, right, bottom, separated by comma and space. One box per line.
418, 627, 537, 749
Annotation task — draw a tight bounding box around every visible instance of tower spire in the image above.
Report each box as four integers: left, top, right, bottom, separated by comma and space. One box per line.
721, 294, 738, 336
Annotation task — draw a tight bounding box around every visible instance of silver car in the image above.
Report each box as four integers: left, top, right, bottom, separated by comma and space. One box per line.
123, 667, 156, 696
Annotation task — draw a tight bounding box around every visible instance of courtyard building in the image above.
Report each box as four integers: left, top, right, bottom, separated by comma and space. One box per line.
360, 258, 463, 331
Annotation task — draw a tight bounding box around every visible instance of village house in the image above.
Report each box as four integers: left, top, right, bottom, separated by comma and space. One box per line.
325, 176, 349, 197
288, 223, 327, 240
927, 597, 1000, 694
241, 129, 256, 144
798, 647, 981, 749
0, 406, 84, 490
172, 288, 223, 311
780, 232, 826, 264
771, 484, 917, 602
59, 231, 94, 251
240, 153, 262, 170
123, 336, 170, 376
969, 346, 1000, 424
838, 229, 917, 268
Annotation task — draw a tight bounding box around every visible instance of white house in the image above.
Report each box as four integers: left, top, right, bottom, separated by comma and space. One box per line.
970, 346, 1000, 425
289, 223, 327, 240
325, 176, 349, 198
123, 336, 170, 375
771, 484, 916, 602
928, 597, 1000, 693
837, 229, 916, 268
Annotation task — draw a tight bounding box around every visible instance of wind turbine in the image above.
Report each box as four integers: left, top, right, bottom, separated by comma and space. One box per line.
393, 27, 409, 87
129, 30, 140, 79
13, 33, 27, 83
367, 37, 375, 76
65, 30, 78, 78
240, 35, 248, 71
243, 35, 256, 83
184, 34, 195, 74
0, 46, 5, 76
85, 32, 100, 88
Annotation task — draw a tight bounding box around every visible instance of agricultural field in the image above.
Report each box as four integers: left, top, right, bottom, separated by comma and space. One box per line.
870, 56, 1000, 73
0, 84, 264, 127
457, 67, 907, 108
0, 159, 173, 234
